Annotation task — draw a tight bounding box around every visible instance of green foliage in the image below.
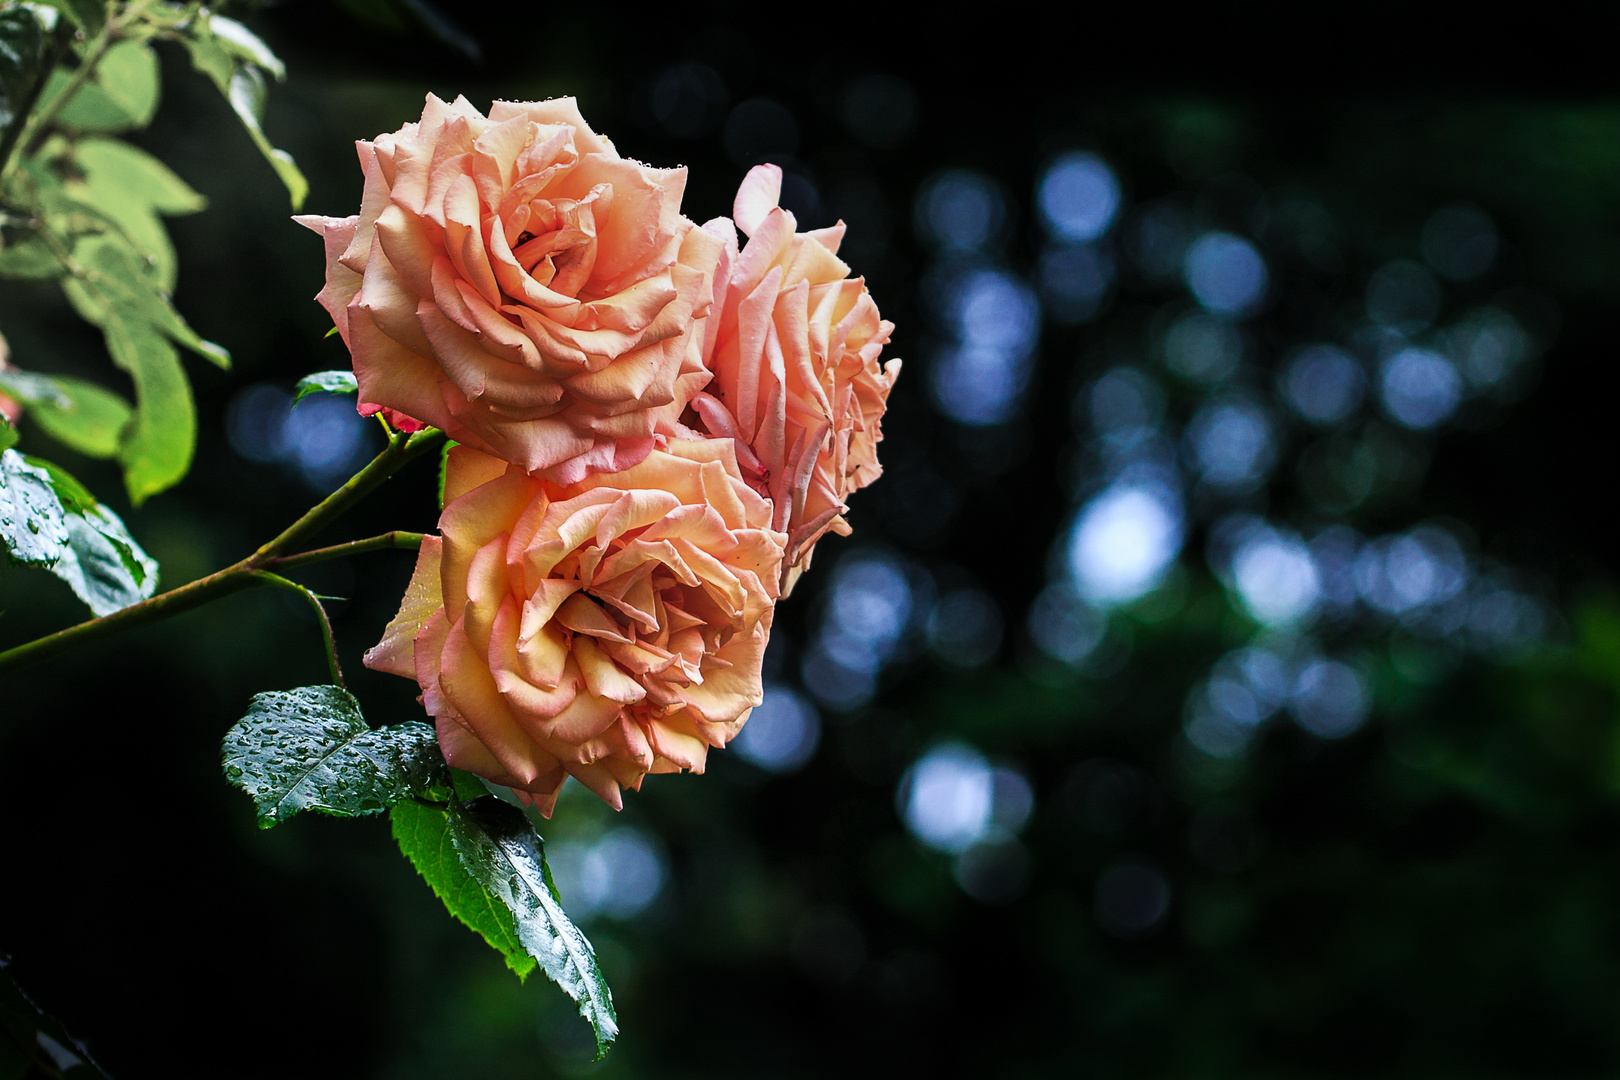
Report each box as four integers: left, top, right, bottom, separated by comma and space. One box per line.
292, 369, 357, 405
222, 685, 443, 828
178, 13, 306, 209
65, 137, 206, 290
391, 795, 619, 1056
446, 797, 618, 1057
390, 798, 536, 978
0, 369, 132, 458
0, 448, 67, 567
36, 0, 107, 36
0, 415, 14, 453
41, 39, 159, 134
27, 454, 157, 615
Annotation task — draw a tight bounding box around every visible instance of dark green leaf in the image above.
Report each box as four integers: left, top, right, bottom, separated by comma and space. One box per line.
222, 685, 444, 827
44, 40, 159, 133
390, 799, 536, 979
1, 957, 114, 1079
0, 416, 15, 453
0, 7, 45, 128
446, 797, 619, 1057
293, 369, 358, 405
25, 455, 157, 615
0, 369, 132, 459
0, 448, 67, 567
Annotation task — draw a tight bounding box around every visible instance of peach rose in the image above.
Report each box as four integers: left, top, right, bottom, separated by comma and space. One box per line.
688, 165, 900, 591
365, 439, 786, 814
298, 94, 723, 484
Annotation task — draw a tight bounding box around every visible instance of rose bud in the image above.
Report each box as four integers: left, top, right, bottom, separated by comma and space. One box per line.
688, 164, 901, 593
365, 440, 787, 815
298, 95, 723, 484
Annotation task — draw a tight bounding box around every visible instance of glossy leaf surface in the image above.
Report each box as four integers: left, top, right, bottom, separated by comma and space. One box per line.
222, 685, 443, 827
447, 797, 619, 1057
390, 798, 536, 979
0, 448, 66, 567
25, 455, 158, 614
293, 369, 358, 405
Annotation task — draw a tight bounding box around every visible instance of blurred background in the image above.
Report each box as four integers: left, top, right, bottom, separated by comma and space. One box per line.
5, 2, 1620, 1076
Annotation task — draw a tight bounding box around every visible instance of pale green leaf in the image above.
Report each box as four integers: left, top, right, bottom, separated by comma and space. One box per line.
292, 369, 357, 405
104, 315, 191, 505
0, 448, 67, 567
207, 16, 284, 80
0, 237, 63, 279
73, 138, 206, 215
179, 23, 305, 209
222, 685, 444, 827
67, 234, 231, 368
37, 0, 106, 36
45, 40, 158, 133
0, 369, 132, 459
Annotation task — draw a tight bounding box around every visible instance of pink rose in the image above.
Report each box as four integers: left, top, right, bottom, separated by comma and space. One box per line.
689, 165, 901, 591
365, 439, 786, 814
298, 95, 723, 484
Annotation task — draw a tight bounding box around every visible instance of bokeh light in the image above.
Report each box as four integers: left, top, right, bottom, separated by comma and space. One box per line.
1183, 232, 1266, 315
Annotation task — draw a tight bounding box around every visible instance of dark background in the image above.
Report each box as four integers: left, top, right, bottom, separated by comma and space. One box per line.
5, 2, 1620, 1076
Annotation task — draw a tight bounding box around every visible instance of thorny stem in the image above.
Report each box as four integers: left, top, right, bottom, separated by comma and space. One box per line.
0, 427, 444, 678
249, 571, 346, 688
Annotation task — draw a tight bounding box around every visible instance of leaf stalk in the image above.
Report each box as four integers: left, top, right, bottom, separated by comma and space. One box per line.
0, 428, 444, 678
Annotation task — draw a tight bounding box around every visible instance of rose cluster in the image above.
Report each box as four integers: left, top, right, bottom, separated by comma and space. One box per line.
301, 96, 898, 812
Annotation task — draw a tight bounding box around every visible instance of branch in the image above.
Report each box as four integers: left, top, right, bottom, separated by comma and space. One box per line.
0, 429, 445, 678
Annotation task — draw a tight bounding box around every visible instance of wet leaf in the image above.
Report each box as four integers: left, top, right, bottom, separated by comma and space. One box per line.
390, 798, 536, 979
26, 455, 157, 615
223, 685, 443, 828
293, 369, 357, 405
0, 448, 67, 567
446, 797, 619, 1057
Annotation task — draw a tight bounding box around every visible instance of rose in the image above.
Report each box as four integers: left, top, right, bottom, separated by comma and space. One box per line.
298, 94, 723, 484
365, 439, 786, 814
688, 165, 900, 592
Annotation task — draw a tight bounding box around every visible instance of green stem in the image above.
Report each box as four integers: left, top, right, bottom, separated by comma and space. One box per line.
0, 427, 445, 678
249, 571, 345, 688
265, 530, 424, 572
7, 9, 115, 173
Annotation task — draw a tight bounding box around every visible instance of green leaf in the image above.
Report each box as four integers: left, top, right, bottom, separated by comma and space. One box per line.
73, 137, 206, 214
44, 40, 159, 133
222, 685, 444, 828
25, 455, 158, 615
390, 799, 536, 978
0, 415, 15, 453
0, 448, 68, 567
179, 16, 305, 209
104, 315, 191, 505
293, 369, 358, 405
446, 797, 619, 1057
66, 235, 230, 368
63, 139, 204, 291
0, 236, 62, 280
0, 369, 133, 459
